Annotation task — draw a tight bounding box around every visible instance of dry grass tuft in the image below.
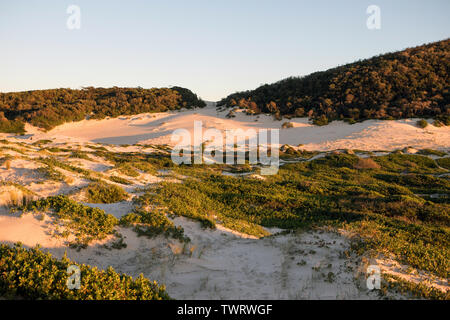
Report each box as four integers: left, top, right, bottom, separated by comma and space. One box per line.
353, 158, 380, 170
168, 243, 183, 255
281, 121, 294, 129
1, 189, 34, 208
64, 175, 75, 185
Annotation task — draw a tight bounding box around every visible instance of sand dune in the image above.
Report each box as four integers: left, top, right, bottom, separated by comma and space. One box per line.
3, 103, 449, 151
1, 105, 449, 300
0, 134, 448, 299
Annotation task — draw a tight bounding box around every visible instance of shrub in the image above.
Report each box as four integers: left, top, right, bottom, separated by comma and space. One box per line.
120, 209, 189, 243
353, 158, 381, 170
108, 175, 133, 185
281, 121, 294, 129
417, 149, 447, 157
313, 115, 329, 126
417, 119, 428, 128
0, 244, 169, 300
0, 119, 25, 134
70, 151, 91, 160
436, 157, 450, 170
435, 115, 450, 126
37, 165, 66, 182
433, 120, 444, 127
84, 182, 128, 204
22, 195, 119, 247
115, 163, 140, 177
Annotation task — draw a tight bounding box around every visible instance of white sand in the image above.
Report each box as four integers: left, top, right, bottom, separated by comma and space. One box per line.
1, 110, 449, 299
2, 103, 448, 151
0, 211, 402, 300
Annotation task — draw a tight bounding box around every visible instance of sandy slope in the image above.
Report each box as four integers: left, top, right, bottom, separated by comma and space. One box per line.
3, 103, 449, 151
2, 208, 446, 299
0, 210, 395, 300
1, 111, 449, 299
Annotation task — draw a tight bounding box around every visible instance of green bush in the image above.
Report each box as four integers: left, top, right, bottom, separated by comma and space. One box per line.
0, 119, 25, 134
436, 157, 450, 170
120, 209, 189, 242
0, 244, 169, 300
22, 195, 119, 247
84, 182, 128, 204
108, 175, 133, 185
418, 149, 447, 157
281, 121, 294, 129
312, 115, 329, 126
115, 163, 140, 177
417, 119, 428, 128
144, 152, 450, 279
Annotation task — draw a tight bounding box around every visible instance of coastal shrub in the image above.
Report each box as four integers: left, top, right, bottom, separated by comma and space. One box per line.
281, 121, 294, 129
145, 153, 450, 279
115, 162, 140, 177
84, 182, 128, 204
108, 175, 133, 185
417, 119, 428, 128
22, 195, 119, 247
436, 157, 450, 170
353, 158, 381, 170
0, 244, 169, 300
0, 118, 25, 134
120, 209, 189, 242
417, 149, 447, 157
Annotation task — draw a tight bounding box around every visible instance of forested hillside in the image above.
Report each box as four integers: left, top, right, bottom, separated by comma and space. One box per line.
218, 39, 450, 125
0, 86, 206, 133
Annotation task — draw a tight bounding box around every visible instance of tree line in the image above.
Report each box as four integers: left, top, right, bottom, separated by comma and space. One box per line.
218, 39, 450, 125
0, 86, 206, 133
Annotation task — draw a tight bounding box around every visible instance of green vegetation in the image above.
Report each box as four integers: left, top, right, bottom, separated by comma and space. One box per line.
22, 195, 119, 249
145, 153, 449, 279
84, 182, 128, 204
38, 156, 94, 179
120, 209, 189, 243
70, 150, 92, 161
0, 115, 25, 134
281, 121, 294, 129
435, 115, 450, 126
2, 138, 448, 299
32, 139, 53, 146
417, 119, 429, 128
372, 153, 442, 174
0, 87, 205, 132
37, 164, 66, 182
0, 244, 169, 300
312, 115, 329, 126
218, 39, 450, 124
383, 274, 449, 300
108, 175, 133, 185
436, 157, 450, 170
114, 162, 140, 177
417, 149, 447, 157
95, 149, 170, 176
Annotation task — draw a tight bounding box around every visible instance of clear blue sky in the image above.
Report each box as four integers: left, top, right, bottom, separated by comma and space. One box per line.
1, 0, 449, 101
